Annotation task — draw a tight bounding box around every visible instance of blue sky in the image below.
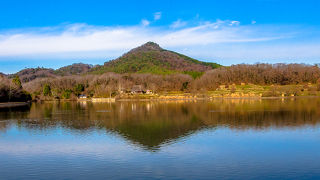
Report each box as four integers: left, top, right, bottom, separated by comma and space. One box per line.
0, 0, 319, 73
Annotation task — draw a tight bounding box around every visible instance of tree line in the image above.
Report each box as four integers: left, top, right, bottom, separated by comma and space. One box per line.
1, 63, 320, 101
195, 64, 320, 90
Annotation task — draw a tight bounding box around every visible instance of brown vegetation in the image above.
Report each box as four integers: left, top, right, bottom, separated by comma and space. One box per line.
23, 73, 193, 99
195, 64, 320, 90
55, 63, 93, 76
9, 67, 56, 83
5, 63, 320, 100
10, 63, 94, 83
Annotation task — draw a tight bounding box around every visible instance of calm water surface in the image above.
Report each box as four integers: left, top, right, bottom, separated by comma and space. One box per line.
0, 98, 320, 179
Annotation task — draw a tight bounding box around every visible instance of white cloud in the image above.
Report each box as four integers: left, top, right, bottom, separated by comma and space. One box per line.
170, 19, 187, 29
183, 43, 320, 66
0, 19, 318, 64
0, 20, 279, 57
230, 21, 240, 26
251, 20, 257, 24
141, 19, 150, 26
154, 12, 162, 21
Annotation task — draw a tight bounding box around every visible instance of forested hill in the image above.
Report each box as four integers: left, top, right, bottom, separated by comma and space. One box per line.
6, 42, 220, 82
9, 67, 56, 83
8, 63, 93, 83
55, 63, 93, 76
89, 42, 221, 75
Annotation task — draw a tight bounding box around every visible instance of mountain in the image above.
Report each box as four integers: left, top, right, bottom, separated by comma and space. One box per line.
90, 42, 221, 76
55, 63, 93, 76
10, 67, 56, 83
9, 42, 221, 82
10, 63, 93, 83
0, 72, 6, 77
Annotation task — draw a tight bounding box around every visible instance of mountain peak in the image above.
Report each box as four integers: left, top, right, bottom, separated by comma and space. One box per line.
142, 41, 161, 49
96, 42, 221, 74
130, 42, 162, 53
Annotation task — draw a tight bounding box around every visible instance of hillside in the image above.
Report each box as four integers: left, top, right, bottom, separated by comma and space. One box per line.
9, 67, 56, 83
90, 42, 221, 76
0, 72, 6, 77
7, 42, 221, 82
55, 63, 93, 76
9, 63, 93, 83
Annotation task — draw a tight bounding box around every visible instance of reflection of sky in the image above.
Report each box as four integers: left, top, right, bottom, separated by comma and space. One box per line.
0, 125, 320, 179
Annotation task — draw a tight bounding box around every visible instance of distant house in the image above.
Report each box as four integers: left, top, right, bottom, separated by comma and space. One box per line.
78, 94, 87, 99
131, 85, 144, 94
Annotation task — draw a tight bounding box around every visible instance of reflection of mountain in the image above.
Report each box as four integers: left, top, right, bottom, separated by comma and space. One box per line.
1, 99, 320, 150
114, 114, 205, 150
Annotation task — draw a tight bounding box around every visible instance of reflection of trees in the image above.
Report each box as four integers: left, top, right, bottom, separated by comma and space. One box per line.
0, 105, 31, 132
0, 98, 320, 150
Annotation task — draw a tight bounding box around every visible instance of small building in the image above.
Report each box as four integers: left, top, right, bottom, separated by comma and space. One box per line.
131, 85, 143, 94
79, 94, 87, 99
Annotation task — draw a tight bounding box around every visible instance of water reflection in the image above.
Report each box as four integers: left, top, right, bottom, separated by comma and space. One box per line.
1, 98, 320, 150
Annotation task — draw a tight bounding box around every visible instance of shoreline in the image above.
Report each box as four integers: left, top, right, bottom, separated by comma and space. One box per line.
28, 94, 320, 103
75, 95, 320, 102
0, 102, 31, 108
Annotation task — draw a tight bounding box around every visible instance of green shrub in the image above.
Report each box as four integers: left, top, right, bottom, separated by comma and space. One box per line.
61, 89, 72, 99
181, 82, 189, 91
74, 84, 85, 96
43, 84, 51, 96
183, 71, 204, 79
12, 76, 22, 88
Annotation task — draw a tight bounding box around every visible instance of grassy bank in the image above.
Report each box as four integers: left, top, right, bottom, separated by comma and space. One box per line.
208, 84, 320, 98
79, 84, 320, 101
28, 84, 320, 102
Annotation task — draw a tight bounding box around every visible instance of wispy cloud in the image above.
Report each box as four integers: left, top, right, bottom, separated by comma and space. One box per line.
170, 19, 187, 29
141, 19, 150, 27
230, 21, 240, 26
154, 12, 162, 21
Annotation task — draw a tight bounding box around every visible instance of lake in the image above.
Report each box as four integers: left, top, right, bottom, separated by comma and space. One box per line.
0, 98, 320, 179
